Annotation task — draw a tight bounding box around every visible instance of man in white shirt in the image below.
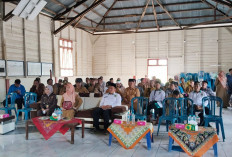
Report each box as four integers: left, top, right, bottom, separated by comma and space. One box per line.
92, 83, 121, 133
147, 81, 165, 122
189, 81, 209, 126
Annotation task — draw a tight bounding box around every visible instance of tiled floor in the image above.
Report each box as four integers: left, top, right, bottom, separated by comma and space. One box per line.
0, 108, 231, 157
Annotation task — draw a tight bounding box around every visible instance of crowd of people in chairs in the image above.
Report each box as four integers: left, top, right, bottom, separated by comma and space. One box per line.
2, 68, 232, 135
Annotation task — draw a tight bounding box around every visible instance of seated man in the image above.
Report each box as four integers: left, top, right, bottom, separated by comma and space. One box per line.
122, 79, 140, 111
200, 81, 215, 97
92, 83, 121, 133
3, 79, 26, 111
95, 77, 106, 94
174, 82, 184, 94
147, 81, 165, 122
189, 81, 208, 126
53, 79, 63, 95
74, 78, 89, 93
165, 81, 176, 98
185, 80, 194, 95
88, 78, 97, 93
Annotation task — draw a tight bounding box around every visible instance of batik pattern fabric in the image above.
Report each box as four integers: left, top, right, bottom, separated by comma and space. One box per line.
32, 117, 82, 140
107, 123, 153, 149
168, 125, 219, 157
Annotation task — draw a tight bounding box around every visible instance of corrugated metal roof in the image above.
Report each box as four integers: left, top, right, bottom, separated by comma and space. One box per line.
39, 0, 232, 34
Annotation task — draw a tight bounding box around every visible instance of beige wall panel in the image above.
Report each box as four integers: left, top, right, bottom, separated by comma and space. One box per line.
25, 19, 39, 62
149, 32, 159, 58
168, 31, 183, 57
5, 16, 24, 61
135, 33, 148, 58
218, 28, 232, 72
184, 29, 201, 73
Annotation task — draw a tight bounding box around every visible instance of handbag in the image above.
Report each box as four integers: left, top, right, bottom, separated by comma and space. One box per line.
62, 101, 73, 110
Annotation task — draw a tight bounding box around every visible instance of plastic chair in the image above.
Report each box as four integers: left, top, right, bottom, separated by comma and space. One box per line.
130, 97, 149, 121
178, 98, 194, 123
157, 98, 180, 136
16, 92, 37, 124
202, 96, 225, 142
0, 93, 17, 115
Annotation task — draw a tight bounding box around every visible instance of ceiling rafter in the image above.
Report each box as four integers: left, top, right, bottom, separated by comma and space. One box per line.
100, 15, 223, 26
82, 3, 102, 18
94, 0, 118, 33
105, 8, 212, 19
136, 0, 151, 32
50, 0, 66, 8
53, 0, 87, 20
111, 1, 203, 10
201, 0, 232, 20
210, 0, 232, 7
72, 10, 98, 25
184, 15, 232, 29
156, 0, 182, 29
54, 0, 105, 35
151, 0, 159, 31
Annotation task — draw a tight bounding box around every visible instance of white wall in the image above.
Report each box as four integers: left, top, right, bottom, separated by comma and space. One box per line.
93, 28, 232, 86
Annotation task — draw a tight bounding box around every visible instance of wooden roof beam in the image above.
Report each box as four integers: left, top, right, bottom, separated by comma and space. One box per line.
156, 0, 182, 29
100, 15, 223, 26
210, 0, 232, 8
94, 0, 118, 32
184, 15, 232, 29
201, 0, 232, 20
111, 1, 202, 10
151, 0, 159, 31
53, 0, 87, 20
136, 0, 151, 32
54, 0, 105, 35
82, 3, 102, 18
105, 7, 212, 19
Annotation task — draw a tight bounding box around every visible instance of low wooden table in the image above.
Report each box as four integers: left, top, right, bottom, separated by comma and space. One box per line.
26, 119, 85, 144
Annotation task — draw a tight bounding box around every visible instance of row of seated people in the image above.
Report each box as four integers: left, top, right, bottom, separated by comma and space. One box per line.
2, 76, 223, 133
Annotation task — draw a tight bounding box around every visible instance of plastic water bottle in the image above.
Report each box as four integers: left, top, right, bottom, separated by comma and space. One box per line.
127, 112, 130, 124
132, 113, 135, 125
193, 115, 196, 122
150, 109, 155, 120
188, 116, 192, 123
196, 116, 200, 124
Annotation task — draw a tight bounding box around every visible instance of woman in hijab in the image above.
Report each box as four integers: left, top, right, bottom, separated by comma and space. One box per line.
37, 86, 57, 116
60, 83, 83, 119
215, 71, 229, 108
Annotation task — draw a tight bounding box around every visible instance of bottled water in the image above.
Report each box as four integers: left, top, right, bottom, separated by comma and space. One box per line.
192, 115, 196, 122
132, 113, 135, 125
196, 116, 200, 124
127, 112, 130, 124
188, 116, 192, 123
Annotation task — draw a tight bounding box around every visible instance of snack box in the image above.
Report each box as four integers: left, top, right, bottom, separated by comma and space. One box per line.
113, 119, 122, 124
175, 123, 185, 129
137, 121, 146, 126
0, 114, 9, 119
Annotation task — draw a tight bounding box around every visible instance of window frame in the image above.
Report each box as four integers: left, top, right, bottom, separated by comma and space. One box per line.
59, 38, 74, 76
147, 59, 168, 82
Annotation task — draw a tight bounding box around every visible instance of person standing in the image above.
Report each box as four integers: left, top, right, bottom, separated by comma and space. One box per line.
215, 71, 229, 108
227, 68, 232, 99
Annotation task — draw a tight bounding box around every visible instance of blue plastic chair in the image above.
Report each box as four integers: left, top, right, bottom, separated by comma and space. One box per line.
0, 93, 17, 115
16, 92, 37, 124
178, 98, 194, 123
130, 97, 149, 121
157, 98, 180, 136
202, 96, 225, 142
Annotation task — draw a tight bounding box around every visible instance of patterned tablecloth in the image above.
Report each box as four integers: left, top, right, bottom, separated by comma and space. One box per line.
168, 125, 219, 157
32, 117, 82, 140
107, 122, 153, 149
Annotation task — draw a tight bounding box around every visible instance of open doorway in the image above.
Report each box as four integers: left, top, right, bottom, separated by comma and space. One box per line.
147, 59, 168, 84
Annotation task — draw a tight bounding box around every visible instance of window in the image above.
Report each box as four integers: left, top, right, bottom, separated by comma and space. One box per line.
59, 39, 73, 76
147, 59, 168, 83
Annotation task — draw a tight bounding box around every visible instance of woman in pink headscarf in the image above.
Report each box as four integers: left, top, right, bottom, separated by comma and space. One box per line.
215, 71, 229, 108
60, 83, 83, 119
